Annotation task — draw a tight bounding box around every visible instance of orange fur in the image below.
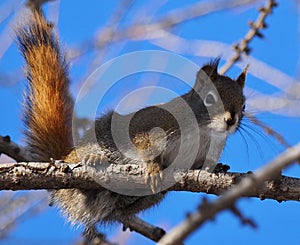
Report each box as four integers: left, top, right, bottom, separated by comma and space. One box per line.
16, 11, 73, 161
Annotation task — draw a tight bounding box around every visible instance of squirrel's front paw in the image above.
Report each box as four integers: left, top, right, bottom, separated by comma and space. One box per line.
145, 162, 163, 194
213, 163, 230, 174
82, 153, 106, 167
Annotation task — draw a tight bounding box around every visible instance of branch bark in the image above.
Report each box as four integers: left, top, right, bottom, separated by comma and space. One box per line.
0, 136, 32, 162
0, 161, 299, 202
125, 216, 166, 242
220, 0, 278, 74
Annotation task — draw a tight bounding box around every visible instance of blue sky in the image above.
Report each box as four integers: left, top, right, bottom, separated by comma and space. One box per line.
0, 0, 300, 244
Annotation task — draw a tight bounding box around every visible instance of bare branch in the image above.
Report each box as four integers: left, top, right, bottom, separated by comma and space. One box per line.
0, 191, 47, 238
87, 0, 136, 69
158, 141, 300, 245
69, 0, 259, 59
84, 0, 167, 81
0, 69, 24, 87
0, 161, 299, 202
230, 205, 257, 228
124, 216, 166, 242
132, 0, 258, 34
0, 135, 32, 162
0, 0, 20, 25
220, 0, 278, 74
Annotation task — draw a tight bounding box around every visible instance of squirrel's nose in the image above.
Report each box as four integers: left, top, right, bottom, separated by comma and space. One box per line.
225, 112, 236, 127
226, 117, 236, 126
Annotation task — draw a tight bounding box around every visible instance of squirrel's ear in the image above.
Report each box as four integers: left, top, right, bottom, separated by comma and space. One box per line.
236, 65, 249, 89
194, 58, 220, 91
198, 58, 220, 81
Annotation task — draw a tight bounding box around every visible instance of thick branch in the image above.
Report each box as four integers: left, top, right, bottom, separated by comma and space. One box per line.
0, 162, 299, 202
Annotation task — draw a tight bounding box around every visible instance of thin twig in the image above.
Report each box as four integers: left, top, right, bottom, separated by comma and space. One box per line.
230, 205, 257, 228
69, 0, 259, 59
89, 0, 136, 69
220, 0, 278, 74
0, 191, 47, 238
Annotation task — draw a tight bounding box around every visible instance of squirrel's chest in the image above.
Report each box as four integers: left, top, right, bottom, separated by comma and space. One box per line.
159, 127, 227, 170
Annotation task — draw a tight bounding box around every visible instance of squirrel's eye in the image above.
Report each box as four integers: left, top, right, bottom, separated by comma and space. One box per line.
204, 91, 218, 107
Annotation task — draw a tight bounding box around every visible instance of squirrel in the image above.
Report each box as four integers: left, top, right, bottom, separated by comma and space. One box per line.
16, 9, 247, 242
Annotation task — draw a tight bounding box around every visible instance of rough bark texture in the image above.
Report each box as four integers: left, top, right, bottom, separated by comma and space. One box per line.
0, 162, 299, 202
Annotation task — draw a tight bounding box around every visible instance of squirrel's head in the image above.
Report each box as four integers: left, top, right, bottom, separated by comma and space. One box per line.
190, 58, 247, 135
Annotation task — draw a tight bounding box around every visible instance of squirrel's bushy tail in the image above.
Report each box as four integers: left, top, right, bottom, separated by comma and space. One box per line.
16, 11, 73, 161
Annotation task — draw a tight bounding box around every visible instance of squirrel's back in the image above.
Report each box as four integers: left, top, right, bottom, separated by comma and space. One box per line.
16, 11, 73, 161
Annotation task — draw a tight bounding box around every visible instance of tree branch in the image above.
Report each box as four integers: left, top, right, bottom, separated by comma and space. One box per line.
125, 216, 166, 242
69, 0, 259, 59
220, 0, 278, 74
0, 161, 299, 202
0, 135, 32, 162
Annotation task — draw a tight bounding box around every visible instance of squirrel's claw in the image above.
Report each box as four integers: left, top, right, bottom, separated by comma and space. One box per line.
145, 162, 164, 194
